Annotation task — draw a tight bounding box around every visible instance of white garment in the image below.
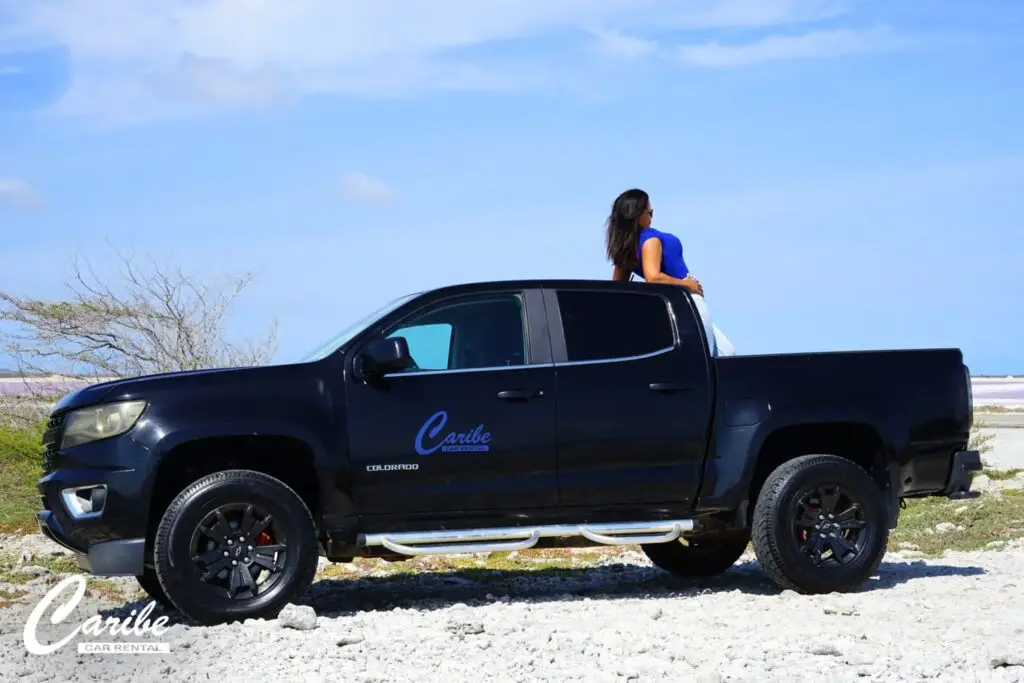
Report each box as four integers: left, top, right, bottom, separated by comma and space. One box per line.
691, 294, 736, 357
627, 272, 735, 356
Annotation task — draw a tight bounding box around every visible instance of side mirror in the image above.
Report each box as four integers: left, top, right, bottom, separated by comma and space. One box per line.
361, 336, 412, 377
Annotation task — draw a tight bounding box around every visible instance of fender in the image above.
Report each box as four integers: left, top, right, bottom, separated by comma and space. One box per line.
130, 413, 347, 527
142, 417, 330, 459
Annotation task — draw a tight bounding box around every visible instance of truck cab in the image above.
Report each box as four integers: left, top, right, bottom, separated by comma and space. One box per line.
345, 282, 713, 516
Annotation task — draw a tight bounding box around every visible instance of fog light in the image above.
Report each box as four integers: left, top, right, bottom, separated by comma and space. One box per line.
61, 485, 107, 520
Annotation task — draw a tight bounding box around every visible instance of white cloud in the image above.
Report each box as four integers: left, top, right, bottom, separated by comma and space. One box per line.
146, 53, 291, 107
677, 26, 895, 68
0, 0, 873, 121
339, 172, 396, 205
588, 28, 658, 59
0, 178, 44, 210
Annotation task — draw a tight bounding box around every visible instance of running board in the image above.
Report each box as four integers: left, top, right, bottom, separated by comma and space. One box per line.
360, 519, 695, 556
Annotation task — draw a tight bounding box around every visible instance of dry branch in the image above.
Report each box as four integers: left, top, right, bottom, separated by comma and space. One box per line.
0, 245, 277, 381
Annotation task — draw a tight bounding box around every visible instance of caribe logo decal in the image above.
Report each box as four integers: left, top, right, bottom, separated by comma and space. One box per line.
414, 410, 491, 455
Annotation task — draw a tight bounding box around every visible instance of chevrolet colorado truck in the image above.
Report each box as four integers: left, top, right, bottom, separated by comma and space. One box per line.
36, 278, 981, 625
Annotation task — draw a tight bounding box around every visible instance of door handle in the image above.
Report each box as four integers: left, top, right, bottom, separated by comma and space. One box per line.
497, 389, 542, 400
649, 382, 684, 393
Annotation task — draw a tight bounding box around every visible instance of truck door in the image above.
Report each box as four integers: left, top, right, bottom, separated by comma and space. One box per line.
546, 286, 712, 507
344, 288, 559, 515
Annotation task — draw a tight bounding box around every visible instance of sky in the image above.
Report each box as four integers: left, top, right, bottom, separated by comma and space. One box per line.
1, 0, 1022, 375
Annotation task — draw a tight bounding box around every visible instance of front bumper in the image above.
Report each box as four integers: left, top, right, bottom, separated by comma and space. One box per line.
944, 449, 982, 499
37, 509, 145, 575
35, 434, 156, 576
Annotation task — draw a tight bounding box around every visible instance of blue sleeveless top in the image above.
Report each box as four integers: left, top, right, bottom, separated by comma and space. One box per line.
631, 227, 689, 280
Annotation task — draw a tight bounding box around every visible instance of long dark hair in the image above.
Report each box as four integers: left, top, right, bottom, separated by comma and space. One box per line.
605, 188, 650, 269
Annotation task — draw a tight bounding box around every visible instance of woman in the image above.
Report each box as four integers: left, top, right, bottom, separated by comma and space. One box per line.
606, 188, 735, 356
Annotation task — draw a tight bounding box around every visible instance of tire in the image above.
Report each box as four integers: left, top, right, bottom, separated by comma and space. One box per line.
153, 469, 319, 626
751, 454, 888, 594
136, 566, 175, 610
641, 532, 750, 577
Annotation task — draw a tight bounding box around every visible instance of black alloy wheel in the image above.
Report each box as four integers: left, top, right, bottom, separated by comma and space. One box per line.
751, 454, 888, 594
792, 483, 869, 567
189, 502, 287, 599
153, 469, 319, 625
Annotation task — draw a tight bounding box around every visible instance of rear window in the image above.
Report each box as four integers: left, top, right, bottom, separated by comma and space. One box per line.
556, 290, 674, 362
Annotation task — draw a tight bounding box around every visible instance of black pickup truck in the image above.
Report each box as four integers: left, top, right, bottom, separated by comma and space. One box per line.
36, 278, 981, 625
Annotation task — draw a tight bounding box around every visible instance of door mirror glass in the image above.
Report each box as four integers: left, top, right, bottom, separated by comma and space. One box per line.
387, 323, 452, 371
362, 336, 413, 377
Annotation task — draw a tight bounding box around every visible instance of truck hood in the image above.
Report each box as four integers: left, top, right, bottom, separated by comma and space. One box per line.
50, 364, 311, 414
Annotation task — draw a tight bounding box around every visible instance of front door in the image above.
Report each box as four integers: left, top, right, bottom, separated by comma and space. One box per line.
345, 289, 559, 515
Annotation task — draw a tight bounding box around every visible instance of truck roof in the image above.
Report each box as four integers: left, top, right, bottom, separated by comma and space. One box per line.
414, 277, 669, 298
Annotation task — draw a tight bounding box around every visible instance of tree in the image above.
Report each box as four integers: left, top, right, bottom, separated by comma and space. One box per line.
0, 245, 277, 381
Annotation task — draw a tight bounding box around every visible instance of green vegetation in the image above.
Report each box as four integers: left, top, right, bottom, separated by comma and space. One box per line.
0, 550, 142, 606
0, 549, 80, 585
0, 567, 31, 585
0, 587, 25, 609
316, 548, 589, 582
887, 490, 1024, 556
0, 419, 45, 533
982, 467, 1024, 481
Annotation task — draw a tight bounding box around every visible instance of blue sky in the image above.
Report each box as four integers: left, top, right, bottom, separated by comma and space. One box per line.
1, 0, 1022, 374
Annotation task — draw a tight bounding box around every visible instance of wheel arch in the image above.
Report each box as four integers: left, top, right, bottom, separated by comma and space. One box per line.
744, 421, 891, 527
144, 431, 342, 553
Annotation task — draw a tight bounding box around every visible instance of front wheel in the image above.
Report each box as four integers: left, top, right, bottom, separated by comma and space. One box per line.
153, 469, 320, 625
135, 565, 174, 610
751, 454, 888, 594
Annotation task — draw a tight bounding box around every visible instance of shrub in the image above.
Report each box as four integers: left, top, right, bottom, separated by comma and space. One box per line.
970, 421, 996, 455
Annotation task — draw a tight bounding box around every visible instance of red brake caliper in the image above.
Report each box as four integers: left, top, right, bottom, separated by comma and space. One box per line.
256, 531, 273, 545
801, 508, 816, 541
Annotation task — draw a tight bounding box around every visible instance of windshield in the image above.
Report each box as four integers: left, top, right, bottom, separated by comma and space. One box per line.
296, 292, 419, 363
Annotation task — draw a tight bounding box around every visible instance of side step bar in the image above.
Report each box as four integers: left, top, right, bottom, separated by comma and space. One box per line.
361, 519, 696, 556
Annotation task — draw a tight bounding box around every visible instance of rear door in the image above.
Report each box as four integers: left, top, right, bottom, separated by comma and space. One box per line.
545, 285, 712, 507
345, 288, 559, 515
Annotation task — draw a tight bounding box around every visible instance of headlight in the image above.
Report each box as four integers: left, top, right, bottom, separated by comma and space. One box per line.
61, 400, 147, 449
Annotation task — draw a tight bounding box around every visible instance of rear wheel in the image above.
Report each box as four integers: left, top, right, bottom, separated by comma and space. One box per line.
751, 454, 887, 594
153, 469, 319, 625
641, 532, 750, 577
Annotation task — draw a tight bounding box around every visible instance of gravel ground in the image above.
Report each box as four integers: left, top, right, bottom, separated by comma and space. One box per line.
1, 534, 1023, 683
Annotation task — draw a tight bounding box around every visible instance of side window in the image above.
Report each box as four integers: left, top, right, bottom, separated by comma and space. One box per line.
556, 290, 674, 362
385, 293, 529, 371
